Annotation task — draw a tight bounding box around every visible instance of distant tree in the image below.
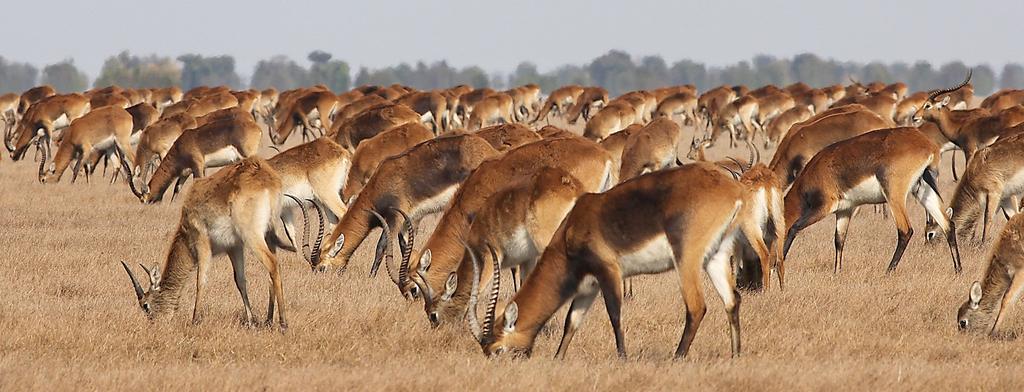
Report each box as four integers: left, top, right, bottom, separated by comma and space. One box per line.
719, 61, 760, 87
859, 62, 893, 84
588, 50, 635, 95
635, 55, 670, 90
1000, 64, 1024, 89
669, 60, 709, 90
41, 60, 88, 92
908, 61, 938, 91
971, 64, 996, 96
177, 54, 242, 90
550, 65, 592, 87
0, 56, 38, 94
508, 62, 556, 91
791, 53, 835, 87
307, 51, 351, 92
457, 66, 490, 88
936, 61, 971, 89
250, 56, 309, 90
94, 51, 179, 88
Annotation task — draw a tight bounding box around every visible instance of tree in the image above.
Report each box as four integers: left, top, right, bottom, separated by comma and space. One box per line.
250, 56, 309, 90
307, 51, 351, 92
41, 60, 88, 92
669, 60, 709, 90
971, 65, 996, 96
791, 53, 835, 87
94, 51, 179, 88
0, 56, 38, 94
588, 50, 635, 95
1000, 64, 1024, 89
177, 54, 242, 90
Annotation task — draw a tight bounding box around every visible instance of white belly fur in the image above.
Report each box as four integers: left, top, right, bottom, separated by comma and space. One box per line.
411, 185, 458, 218
619, 234, 675, 277
205, 146, 243, 167
838, 176, 885, 210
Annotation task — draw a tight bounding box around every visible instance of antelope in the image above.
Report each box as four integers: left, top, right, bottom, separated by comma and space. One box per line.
618, 117, 681, 181
791, 88, 830, 114
709, 95, 759, 148
267, 138, 352, 241
126, 102, 159, 143
119, 158, 292, 332
395, 90, 448, 133
270, 90, 339, 144
925, 131, 1024, 244
477, 163, 772, 359
185, 92, 238, 118
9, 93, 91, 160
941, 106, 1024, 176
149, 87, 183, 109
39, 106, 136, 184
335, 94, 389, 124
474, 123, 542, 152
912, 71, 1000, 179
466, 93, 514, 131
423, 167, 587, 327
698, 86, 737, 130
753, 92, 796, 135
18, 85, 56, 115
315, 134, 500, 274
764, 105, 814, 149
957, 213, 1024, 335
454, 88, 495, 126
653, 91, 698, 125
822, 84, 847, 103
128, 115, 262, 203
133, 113, 198, 182
506, 84, 541, 123
894, 92, 929, 125
981, 89, 1024, 111
531, 85, 584, 124
331, 103, 420, 150
769, 105, 890, 185
342, 122, 434, 203
1, 93, 19, 146
538, 125, 580, 140
781, 127, 961, 274
598, 124, 642, 171
89, 92, 131, 109
405, 137, 614, 301
564, 87, 609, 125
582, 101, 637, 141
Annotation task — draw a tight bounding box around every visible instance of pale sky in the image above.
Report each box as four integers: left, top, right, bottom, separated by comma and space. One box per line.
4, 0, 1022, 79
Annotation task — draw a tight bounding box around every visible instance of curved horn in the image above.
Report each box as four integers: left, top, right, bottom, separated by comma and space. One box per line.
367, 209, 398, 285
481, 243, 502, 344
391, 207, 414, 287
848, 75, 861, 87
744, 137, 757, 170
284, 195, 311, 264
268, 145, 281, 153
114, 145, 144, 199
306, 199, 326, 267
927, 69, 973, 102
120, 261, 144, 300
717, 161, 742, 180
36, 140, 46, 182
464, 241, 483, 340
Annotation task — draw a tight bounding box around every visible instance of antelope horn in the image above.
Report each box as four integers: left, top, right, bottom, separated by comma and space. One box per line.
848, 76, 861, 86
114, 145, 144, 199
391, 207, 415, 287
284, 195, 312, 264
717, 161, 742, 180
367, 209, 398, 285
121, 261, 144, 300
36, 139, 46, 182
268, 145, 281, 153
481, 243, 501, 344
306, 199, 326, 267
927, 69, 973, 102
464, 241, 483, 341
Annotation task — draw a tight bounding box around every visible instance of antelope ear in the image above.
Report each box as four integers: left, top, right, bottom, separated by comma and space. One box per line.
441, 273, 457, 301
149, 265, 161, 289
969, 281, 983, 308
503, 302, 519, 333
939, 95, 951, 106
328, 234, 345, 258
346, 196, 356, 209
419, 250, 432, 273
946, 207, 953, 218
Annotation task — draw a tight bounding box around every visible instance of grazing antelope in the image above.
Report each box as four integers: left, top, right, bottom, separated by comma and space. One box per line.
942, 106, 1024, 176
981, 89, 1024, 111
454, 88, 495, 126
654, 91, 698, 125
474, 123, 542, 152
89, 92, 131, 109
925, 131, 1024, 244
582, 101, 637, 141
531, 85, 584, 124
423, 167, 586, 327
129, 115, 262, 203
18, 85, 56, 115
342, 122, 434, 203
564, 87, 609, 125
133, 113, 197, 182
764, 105, 813, 149
119, 158, 292, 331
127, 102, 160, 142
267, 138, 352, 241
781, 127, 961, 274
316, 134, 500, 274
538, 125, 579, 140
753, 92, 796, 134
957, 213, 1024, 335
710, 95, 759, 148
39, 106, 135, 184
1, 93, 19, 147
894, 92, 929, 126
506, 84, 541, 123
150, 87, 183, 109
335, 94, 389, 124
185, 92, 238, 119
270, 90, 339, 144
406, 137, 614, 301
598, 124, 642, 171
698, 86, 737, 129
332, 103, 420, 150
618, 117, 681, 181
791, 88, 830, 114
478, 163, 770, 359
395, 90, 448, 133
769, 105, 890, 185
9, 93, 90, 160
466, 93, 514, 131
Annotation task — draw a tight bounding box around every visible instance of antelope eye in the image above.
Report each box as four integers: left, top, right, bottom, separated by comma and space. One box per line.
142, 303, 151, 312
958, 319, 969, 329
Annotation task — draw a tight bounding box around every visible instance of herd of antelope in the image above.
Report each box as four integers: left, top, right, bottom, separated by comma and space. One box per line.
6, 70, 1024, 359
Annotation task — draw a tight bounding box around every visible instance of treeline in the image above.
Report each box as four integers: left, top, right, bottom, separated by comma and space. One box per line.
3, 50, 1024, 96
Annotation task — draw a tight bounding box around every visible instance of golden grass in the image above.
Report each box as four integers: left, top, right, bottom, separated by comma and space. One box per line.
2, 131, 1024, 391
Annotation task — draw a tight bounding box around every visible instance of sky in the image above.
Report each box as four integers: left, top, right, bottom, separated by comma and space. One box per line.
4, 0, 1022, 79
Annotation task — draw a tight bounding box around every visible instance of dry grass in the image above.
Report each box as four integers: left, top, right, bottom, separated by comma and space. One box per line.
2, 129, 1024, 391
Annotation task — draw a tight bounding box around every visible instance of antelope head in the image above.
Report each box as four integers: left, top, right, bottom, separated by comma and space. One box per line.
957, 281, 994, 334
120, 261, 162, 317
686, 135, 710, 161
912, 69, 972, 125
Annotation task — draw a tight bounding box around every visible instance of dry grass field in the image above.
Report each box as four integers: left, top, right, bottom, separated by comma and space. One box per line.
2, 126, 1024, 391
